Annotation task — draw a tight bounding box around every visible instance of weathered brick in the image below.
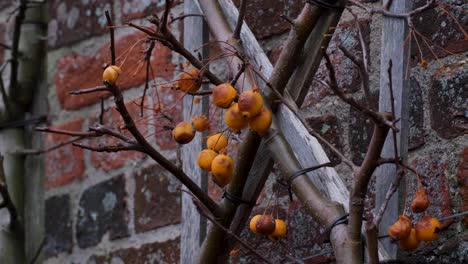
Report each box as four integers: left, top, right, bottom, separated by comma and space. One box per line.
303, 18, 371, 107
233, 0, 303, 39
120, 0, 182, 21
134, 164, 181, 233
48, 0, 113, 47
44, 195, 72, 258
409, 152, 453, 229
348, 90, 379, 165
306, 114, 343, 164
88, 238, 180, 264
89, 98, 147, 171
411, 0, 468, 63
429, 63, 467, 139
55, 31, 175, 110
76, 175, 129, 248
400, 233, 468, 264
457, 147, 468, 227
45, 118, 85, 189
409, 77, 425, 150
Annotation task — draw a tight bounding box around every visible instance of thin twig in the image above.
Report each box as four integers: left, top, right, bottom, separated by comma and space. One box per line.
73, 142, 142, 152
141, 40, 155, 117
29, 236, 46, 264
69, 85, 109, 95
232, 0, 247, 40
99, 96, 105, 124
0, 42, 12, 50
161, 0, 172, 33
231, 62, 246, 86
321, 49, 394, 128
181, 189, 273, 264
251, 67, 357, 170
13, 137, 84, 155
168, 14, 205, 25
89, 123, 135, 143
35, 127, 100, 137
105, 10, 115, 65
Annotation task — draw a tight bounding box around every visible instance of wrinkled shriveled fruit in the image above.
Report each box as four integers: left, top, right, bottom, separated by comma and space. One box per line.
256, 215, 276, 235
224, 103, 249, 132
212, 83, 238, 108
415, 216, 441, 241
238, 90, 264, 119
172, 121, 195, 144
399, 228, 420, 251
176, 68, 201, 93
411, 188, 429, 213
102, 65, 122, 85
197, 149, 218, 172
192, 115, 209, 132
206, 133, 228, 152
211, 154, 234, 187
268, 219, 287, 240
388, 215, 412, 240
249, 106, 272, 135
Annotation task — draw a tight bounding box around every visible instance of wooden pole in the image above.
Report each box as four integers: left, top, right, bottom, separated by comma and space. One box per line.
180, 2, 209, 262
376, 0, 412, 258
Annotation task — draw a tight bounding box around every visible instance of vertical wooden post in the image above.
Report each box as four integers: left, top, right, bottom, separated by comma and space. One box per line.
181, 2, 209, 263
376, 0, 412, 258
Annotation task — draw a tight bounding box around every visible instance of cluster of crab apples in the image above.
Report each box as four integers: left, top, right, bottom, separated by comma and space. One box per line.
171, 68, 273, 187
249, 214, 287, 240
388, 187, 441, 251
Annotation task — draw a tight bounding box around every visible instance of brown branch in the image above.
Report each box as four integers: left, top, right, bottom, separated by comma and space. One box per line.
141, 40, 155, 117
69, 85, 109, 95
182, 189, 273, 264
366, 223, 379, 264
230, 62, 246, 86
161, 0, 172, 33
35, 127, 100, 137
252, 67, 357, 170
14, 136, 84, 155
0, 42, 12, 50
73, 142, 142, 152
89, 123, 135, 143
373, 169, 405, 226
127, 22, 224, 86
168, 14, 205, 25
105, 10, 116, 65
348, 121, 391, 262
321, 49, 394, 128
232, 0, 247, 40
106, 82, 221, 217
99, 96, 105, 124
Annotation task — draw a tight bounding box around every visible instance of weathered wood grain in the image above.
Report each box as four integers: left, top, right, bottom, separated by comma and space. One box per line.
181, 2, 209, 262
376, 0, 412, 258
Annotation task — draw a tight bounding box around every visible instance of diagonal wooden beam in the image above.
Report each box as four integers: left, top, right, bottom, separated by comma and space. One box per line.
216, 0, 391, 260
376, 0, 412, 258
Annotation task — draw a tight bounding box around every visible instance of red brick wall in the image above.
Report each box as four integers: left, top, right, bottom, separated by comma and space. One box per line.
42, 1, 183, 262
0, 0, 464, 263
